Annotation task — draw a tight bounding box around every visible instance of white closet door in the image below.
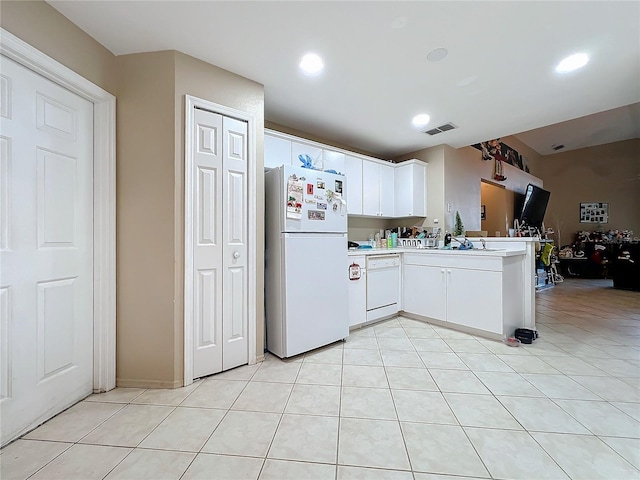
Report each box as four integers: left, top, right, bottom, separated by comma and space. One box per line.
0, 56, 94, 445
221, 116, 248, 370
192, 108, 224, 378
191, 108, 248, 378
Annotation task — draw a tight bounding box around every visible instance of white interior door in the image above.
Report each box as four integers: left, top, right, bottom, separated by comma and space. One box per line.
0, 56, 94, 445
191, 108, 248, 378
192, 108, 224, 378
221, 116, 248, 371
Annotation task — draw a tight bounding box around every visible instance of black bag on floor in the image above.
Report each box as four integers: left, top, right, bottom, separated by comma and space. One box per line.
514, 328, 538, 344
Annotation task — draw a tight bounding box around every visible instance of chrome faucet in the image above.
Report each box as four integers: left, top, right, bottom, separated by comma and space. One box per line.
452, 236, 473, 249
480, 238, 486, 250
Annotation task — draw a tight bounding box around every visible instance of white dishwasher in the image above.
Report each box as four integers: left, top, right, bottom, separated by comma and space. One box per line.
366, 254, 401, 321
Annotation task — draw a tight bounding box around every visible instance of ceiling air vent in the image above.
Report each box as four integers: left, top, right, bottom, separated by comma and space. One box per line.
424, 123, 457, 135
552, 144, 565, 151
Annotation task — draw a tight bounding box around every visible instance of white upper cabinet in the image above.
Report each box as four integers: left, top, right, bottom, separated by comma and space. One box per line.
265, 129, 428, 219
344, 155, 363, 215
394, 159, 427, 217
292, 141, 323, 170
362, 160, 395, 217
379, 163, 395, 217
264, 134, 292, 169
323, 149, 346, 174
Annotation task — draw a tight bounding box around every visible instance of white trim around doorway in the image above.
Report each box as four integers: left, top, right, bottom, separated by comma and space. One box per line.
183, 95, 258, 386
1, 28, 117, 393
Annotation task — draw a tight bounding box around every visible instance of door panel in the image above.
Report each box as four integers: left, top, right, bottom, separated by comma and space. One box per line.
403, 264, 447, 321
192, 109, 223, 378
447, 269, 502, 334
195, 269, 218, 349
222, 116, 248, 370
378, 163, 395, 217
344, 155, 362, 215
361, 161, 378, 216
264, 133, 291, 169
0, 56, 93, 446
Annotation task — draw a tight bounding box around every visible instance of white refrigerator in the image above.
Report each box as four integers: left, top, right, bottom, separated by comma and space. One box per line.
265, 164, 350, 358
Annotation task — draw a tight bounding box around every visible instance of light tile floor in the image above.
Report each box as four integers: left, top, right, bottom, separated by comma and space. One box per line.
2, 278, 639, 480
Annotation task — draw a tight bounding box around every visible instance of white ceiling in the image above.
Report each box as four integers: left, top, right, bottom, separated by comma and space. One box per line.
47, 1, 640, 158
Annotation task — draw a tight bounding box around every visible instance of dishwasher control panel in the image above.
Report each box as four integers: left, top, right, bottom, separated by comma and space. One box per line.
367, 255, 400, 269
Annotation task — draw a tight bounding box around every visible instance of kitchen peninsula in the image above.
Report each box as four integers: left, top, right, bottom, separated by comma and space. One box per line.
348, 241, 534, 341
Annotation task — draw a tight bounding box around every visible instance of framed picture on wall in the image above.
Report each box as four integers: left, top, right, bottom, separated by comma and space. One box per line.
481, 204, 486, 220
579, 202, 608, 223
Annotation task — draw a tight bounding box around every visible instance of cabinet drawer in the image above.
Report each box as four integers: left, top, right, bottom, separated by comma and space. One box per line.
403, 253, 502, 271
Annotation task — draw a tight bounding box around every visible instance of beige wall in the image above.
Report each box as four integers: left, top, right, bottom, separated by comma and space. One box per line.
0, 0, 117, 94
115, 52, 179, 387
535, 139, 640, 246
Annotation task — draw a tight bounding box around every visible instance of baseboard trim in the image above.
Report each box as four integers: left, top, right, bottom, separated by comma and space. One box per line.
115, 378, 183, 389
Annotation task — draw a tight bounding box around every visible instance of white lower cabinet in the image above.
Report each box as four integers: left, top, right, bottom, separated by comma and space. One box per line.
446, 268, 502, 334
347, 255, 367, 327
402, 253, 523, 337
403, 264, 446, 321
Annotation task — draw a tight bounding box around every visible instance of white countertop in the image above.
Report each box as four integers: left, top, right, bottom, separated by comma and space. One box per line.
347, 247, 526, 258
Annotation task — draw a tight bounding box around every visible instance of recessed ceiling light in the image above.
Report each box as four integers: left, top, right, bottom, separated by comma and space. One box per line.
427, 48, 448, 62
555, 53, 589, 73
299, 53, 324, 75
412, 114, 431, 128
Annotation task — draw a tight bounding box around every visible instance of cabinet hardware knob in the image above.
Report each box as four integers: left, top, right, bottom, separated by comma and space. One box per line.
233, 251, 240, 259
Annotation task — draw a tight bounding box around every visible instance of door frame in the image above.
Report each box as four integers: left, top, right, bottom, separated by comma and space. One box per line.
183, 95, 257, 385
1, 29, 116, 393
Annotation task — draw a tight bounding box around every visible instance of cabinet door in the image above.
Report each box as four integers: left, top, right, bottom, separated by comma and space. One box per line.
362, 160, 380, 216
403, 264, 447, 321
347, 256, 367, 327
344, 155, 363, 215
323, 149, 345, 174
446, 268, 502, 334
412, 162, 427, 217
394, 162, 426, 217
292, 141, 323, 170
378, 163, 395, 217
264, 134, 292, 169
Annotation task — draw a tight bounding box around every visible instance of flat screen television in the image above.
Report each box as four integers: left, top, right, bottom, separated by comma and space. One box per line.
519, 184, 551, 230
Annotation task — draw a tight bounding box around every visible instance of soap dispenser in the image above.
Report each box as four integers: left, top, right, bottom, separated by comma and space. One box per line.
444, 232, 452, 247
